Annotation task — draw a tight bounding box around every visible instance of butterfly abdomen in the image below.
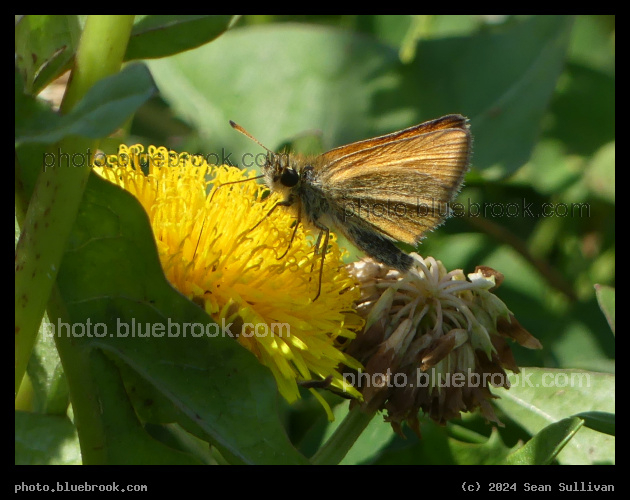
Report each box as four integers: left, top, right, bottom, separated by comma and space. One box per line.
339, 221, 414, 271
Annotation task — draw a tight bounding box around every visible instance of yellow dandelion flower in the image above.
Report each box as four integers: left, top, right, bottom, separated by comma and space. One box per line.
95, 144, 363, 417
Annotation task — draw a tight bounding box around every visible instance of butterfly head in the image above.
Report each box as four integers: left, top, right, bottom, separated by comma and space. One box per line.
230, 120, 303, 195
264, 150, 301, 186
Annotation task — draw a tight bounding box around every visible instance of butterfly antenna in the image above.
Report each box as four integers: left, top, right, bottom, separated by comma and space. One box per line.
229, 120, 275, 156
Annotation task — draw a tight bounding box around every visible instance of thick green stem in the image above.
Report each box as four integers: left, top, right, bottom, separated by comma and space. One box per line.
48, 289, 109, 464
15, 15, 135, 396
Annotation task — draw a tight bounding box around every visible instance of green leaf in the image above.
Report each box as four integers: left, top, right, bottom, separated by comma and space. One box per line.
14, 67, 57, 145
85, 350, 205, 464
574, 411, 615, 436
367, 421, 518, 465
354, 15, 416, 50
125, 15, 238, 60
55, 173, 308, 464
548, 62, 615, 157
148, 15, 573, 178
459, 15, 574, 177
585, 142, 615, 203
15, 411, 81, 465
504, 417, 584, 465
15, 15, 80, 94
15, 63, 156, 145
493, 368, 615, 464
314, 404, 520, 465
27, 313, 69, 415
595, 284, 615, 334
448, 428, 517, 465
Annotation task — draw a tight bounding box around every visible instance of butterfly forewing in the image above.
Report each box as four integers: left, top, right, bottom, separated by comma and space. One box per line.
318, 114, 469, 166
316, 118, 471, 246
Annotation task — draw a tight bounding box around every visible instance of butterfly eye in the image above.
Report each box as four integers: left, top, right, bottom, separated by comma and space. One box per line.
280, 168, 299, 187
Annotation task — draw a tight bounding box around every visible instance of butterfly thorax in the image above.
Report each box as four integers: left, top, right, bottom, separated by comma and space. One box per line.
263, 152, 330, 225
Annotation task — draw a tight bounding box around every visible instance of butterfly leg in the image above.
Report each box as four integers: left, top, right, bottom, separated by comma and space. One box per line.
247, 199, 292, 234
310, 221, 330, 301
208, 174, 265, 203
277, 203, 301, 260
309, 229, 324, 277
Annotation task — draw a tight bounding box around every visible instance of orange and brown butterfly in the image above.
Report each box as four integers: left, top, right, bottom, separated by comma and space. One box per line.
228, 115, 472, 299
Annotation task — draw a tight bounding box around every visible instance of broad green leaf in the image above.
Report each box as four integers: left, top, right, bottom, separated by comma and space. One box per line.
493, 368, 614, 464
15, 63, 156, 145
55, 173, 308, 464
595, 284, 615, 334
568, 15, 615, 74
15, 411, 81, 465
548, 17, 615, 158
125, 15, 238, 61
148, 15, 572, 178
354, 15, 415, 50
505, 417, 583, 465
14, 68, 56, 146
447, 428, 516, 465
144, 423, 218, 465
15, 15, 80, 94
456, 15, 573, 177
316, 403, 518, 464
82, 350, 204, 464
369, 422, 517, 465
